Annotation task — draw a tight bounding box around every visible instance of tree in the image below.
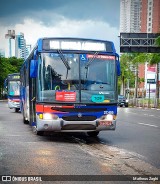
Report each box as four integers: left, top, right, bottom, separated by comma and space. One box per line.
129, 51, 160, 101
119, 53, 137, 96
0, 56, 23, 99
155, 36, 160, 45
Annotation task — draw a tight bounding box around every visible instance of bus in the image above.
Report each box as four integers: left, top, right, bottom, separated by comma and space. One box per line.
20, 37, 120, 136
5, 73, 20, 112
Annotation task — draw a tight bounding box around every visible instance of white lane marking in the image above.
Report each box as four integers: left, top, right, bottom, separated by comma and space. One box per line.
138, 122, 158, 128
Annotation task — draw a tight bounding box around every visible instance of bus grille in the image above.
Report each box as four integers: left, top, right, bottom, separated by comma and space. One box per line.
61, 124, 96, 130
62, 115, 96, 121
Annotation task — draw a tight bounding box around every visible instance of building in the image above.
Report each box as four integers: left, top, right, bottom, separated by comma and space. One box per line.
120, 0, 141, 33
0, 49, 5, 57
120, 0, 160, 98
15, 32, 26, 60
140, 0, 160, 97
26, 44, 32, 58
5, 30, 16, 58
120, 0, 160, 33
5, 30, 30, 60
141, 0, 160, 33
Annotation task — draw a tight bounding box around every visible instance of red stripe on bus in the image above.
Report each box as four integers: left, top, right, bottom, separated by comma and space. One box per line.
44, 106, 60, 113
36, 104, 74, 113
43, 105, 70, 113
36, 104, 44, 112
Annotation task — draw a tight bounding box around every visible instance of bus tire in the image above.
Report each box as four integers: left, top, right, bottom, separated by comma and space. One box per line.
36, 131, 44, 136
15, 108, 19, 112
23, 116, 29, 124
87, 131, 99, 137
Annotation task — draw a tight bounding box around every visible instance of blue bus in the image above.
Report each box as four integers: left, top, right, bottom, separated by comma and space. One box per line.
4, 73, 20, 112
20, 37, 120, 136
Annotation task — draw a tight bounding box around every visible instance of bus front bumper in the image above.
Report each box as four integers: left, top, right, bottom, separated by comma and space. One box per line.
36, 116, 116, 132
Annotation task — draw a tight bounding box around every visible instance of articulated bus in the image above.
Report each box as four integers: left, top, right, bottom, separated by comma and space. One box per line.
20, 37, 120, 136
5, 73, 20, 112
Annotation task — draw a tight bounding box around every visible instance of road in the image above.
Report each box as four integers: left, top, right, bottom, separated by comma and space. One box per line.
0, 101, 160, 183
99, 107, 160, 169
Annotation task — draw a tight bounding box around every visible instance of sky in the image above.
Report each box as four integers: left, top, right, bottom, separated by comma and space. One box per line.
0, 0, 120, 53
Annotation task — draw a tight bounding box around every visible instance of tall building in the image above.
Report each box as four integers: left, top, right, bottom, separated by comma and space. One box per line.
15, 32, 26, 60
0, 49, 5, 57
141, 0, 160, 33
26, 44, 32, 58
120, 0, 160, 33
120, 0, 141, 33
140, 0, 160, 97
120, 0, 160, 97
5, 30, 16, 58
5, 30, 30, 60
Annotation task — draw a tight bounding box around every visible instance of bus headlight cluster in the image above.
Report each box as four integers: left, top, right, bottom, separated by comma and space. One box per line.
39, 113, 59, 120
98, 114, 115, 126
43, 113, 53, 120
100, 114, 114, 121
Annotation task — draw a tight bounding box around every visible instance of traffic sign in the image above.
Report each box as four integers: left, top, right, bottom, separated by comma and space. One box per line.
147, 79, 156, 84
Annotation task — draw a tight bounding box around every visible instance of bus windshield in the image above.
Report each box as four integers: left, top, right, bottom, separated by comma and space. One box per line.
37, 52, 116, 103
8, 81, 20, 96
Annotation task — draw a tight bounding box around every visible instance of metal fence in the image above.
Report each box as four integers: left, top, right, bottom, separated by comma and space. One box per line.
129, 98, 160, 108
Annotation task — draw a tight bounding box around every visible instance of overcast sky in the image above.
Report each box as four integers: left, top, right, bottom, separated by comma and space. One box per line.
0, 0, 120, 53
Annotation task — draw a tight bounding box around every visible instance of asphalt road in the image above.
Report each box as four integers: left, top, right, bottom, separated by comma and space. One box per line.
0, 101, 160, 183
98, 107, 160, 169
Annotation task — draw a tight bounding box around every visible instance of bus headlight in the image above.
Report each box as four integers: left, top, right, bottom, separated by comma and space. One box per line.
43, 113, 53, 120
105, 114, 113, 121
39, 113, 59, 120
100, 114, 114, 121
98, 114, 114, 126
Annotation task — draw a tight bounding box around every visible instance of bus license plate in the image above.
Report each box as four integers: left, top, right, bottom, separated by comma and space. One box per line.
99, 121, 112, 126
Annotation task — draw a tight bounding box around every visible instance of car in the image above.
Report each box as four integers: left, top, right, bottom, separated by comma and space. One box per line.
118, 95, 128, 107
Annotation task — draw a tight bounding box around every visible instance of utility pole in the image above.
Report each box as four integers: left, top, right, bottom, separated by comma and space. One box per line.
156, 63, 160, 107
134, 63, 138, 99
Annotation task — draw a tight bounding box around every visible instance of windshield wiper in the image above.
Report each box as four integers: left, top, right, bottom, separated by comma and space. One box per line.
85, 51, 99, 78
85, 51, 99, 69
57, 49, 71, 79
57, 49, 71, 70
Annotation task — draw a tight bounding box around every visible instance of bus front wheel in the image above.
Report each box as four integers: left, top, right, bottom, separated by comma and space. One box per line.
32, 126, 44, 136
15, 108, 19, 112
36, 131, 44, 136
23, 116, 29, 124
87, 131, 99, 137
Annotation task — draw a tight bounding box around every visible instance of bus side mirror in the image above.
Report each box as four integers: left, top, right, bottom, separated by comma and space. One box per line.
115, 54, 121, 76
30, 60, 38, 78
